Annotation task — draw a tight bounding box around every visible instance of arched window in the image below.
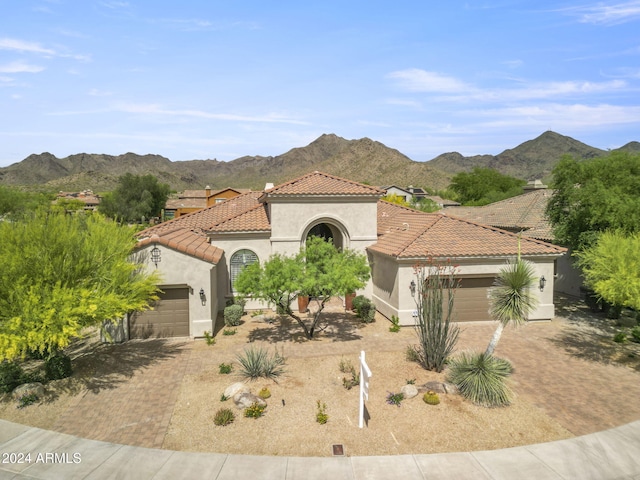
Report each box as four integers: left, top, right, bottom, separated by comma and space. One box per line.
230, 249, 258, 291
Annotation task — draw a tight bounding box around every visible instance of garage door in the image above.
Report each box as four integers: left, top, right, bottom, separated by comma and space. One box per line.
453, 277, 496, 322
129, 287, 190, 338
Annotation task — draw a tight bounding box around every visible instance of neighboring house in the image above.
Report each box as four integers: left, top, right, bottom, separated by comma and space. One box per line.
380, 185, 413, 203
381, 185, 460, 208
133, 171, 565, 339
55, 190, 101, 210
164, 187, 249, 219
444, 180, 582, 297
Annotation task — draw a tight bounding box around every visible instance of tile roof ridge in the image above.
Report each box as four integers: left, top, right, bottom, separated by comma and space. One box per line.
378, 199, 431, 215
265, 170, 385, 195
380, 212, 440, 257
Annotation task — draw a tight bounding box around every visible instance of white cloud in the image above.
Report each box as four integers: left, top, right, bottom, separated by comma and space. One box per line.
470, 103, 640, 128
387, 69, 473, 93
0, 38, 56, 55
88, 88, 113, 96
0, 61, 44, 73
563, 1, 640, 25
389, 68, 628, 103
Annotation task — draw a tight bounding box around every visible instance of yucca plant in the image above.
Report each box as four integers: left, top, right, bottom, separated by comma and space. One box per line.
486, 257, 538, 356
447, 351, 513, 407
236, 346, 286, 380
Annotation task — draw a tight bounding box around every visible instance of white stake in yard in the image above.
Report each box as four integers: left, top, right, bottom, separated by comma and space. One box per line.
359, 350, 372, 428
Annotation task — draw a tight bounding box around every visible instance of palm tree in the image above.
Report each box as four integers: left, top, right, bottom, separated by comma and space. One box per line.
485, 257, 538, 356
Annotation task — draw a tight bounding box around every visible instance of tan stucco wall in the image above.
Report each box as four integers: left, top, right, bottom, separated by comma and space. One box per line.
554, 250, 583, 297
136, 245, 217, 337
372, 255, 560, 326
268, 198, 379, 256
211, 233, 272, 311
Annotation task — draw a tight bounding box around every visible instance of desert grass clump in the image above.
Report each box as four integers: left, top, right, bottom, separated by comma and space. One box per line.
446, 352, 513, 407
236, 346, 286, 380
213, 408, 235, 426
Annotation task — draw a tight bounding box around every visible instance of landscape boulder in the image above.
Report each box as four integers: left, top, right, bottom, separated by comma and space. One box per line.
224, 382, 250, 399
233, 392, 267, 410
12, 382, 45, 400
400, 384, 418, 399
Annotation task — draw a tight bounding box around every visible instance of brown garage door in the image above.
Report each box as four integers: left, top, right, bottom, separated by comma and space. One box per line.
453, 277, 496, 322
129, 287, 190, 338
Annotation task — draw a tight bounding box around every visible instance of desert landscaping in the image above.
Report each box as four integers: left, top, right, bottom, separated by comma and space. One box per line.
2, 296, 640, 458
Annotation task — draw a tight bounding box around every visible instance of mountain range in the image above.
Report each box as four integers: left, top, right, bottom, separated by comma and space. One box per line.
0, 131, 637, 193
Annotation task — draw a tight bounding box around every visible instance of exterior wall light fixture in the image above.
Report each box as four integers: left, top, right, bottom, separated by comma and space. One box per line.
150, 246, 161, 268
199, 288, 206, 306
539, 275, 546, 292
409, 280, 416, 297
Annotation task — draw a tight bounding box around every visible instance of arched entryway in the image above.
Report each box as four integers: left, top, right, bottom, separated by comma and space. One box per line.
303, 220, 347, 250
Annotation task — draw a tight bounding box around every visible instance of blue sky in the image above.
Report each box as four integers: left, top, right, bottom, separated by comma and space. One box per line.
1, 1, 639, 168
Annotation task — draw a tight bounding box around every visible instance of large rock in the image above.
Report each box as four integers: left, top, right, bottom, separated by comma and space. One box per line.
420, 381, 447, 394
224, 382, 250, 399
233, 392, 267, 410
401, 384, 418, 399
12, 382, 45, 400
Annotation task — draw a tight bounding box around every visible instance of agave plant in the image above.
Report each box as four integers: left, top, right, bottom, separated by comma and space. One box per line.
447, 352, 513, 407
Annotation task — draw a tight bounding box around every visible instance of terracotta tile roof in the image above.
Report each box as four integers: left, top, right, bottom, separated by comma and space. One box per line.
209, 203, 270, 233
445, 189, 554, 241
136, 230, 223, 264
141, 191, 263, 237
165, 197, 206, 209
371, 201, 566, 259
262, 171, 385, 197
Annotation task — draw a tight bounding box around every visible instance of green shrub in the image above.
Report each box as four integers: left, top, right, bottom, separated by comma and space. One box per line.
631, 326, 640, 343
316, 400, 328, 424
355, 297, 376, 323
219, 363, 233, 374
44, 354, 73, 381
386, 391, 404, 407
0, 361, 24, 393
236, 346, 286, 380
613, 332, 627, 343
406, 378, 416, 385
244, 402, 266, 419
222, 328, 237, 336
389, 315, 401, 332
423, 391, 440, 405
258, 387, 271, 399
203, 331, 216, 346
339, 359, 360, 390
352, 295, 367, 313
224, 304, 244, 327
17, 393, 39, 409
213, 408, 235, 426
446, 352, 513, 407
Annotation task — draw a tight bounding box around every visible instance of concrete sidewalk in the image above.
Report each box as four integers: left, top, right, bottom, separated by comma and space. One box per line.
2, 419, 639, 479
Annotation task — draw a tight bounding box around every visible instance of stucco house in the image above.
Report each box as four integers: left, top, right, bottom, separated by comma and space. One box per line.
132, 171, 566, 339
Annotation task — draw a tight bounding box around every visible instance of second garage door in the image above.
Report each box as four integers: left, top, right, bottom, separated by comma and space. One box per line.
129, 287, 190, 338
453, 277, 496, 322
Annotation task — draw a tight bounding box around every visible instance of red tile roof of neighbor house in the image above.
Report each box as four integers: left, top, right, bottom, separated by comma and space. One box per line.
444, 189, 554, 241
371, 200, 566, 259
261, 171, 386, 198
136, 173, 565, 264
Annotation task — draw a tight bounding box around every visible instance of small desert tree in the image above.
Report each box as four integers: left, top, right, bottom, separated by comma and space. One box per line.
235, 236, 370, 339
485, 257, 538, 356
412, 260, 460, 372
0, 210, 160, 360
